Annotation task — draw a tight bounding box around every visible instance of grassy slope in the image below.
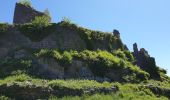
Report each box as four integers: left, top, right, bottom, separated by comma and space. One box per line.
0, 22, 170, 99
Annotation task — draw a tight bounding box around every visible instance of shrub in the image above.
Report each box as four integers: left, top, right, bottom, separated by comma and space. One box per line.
0, 23, 9, 35
19, 17, 55, 41
35, 49, 53, 58
124, 50, 135, 62
0, 96, 10, 100
18, 0, 31, 7
32, 15, 51, 28
112, 49, 127, 60
0, 59, 33, 78
61, 51, 73, 66
112, 50, 134, 62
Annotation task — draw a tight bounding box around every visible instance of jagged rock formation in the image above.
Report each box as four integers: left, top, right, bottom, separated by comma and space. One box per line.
133, 43, 161, 79
113, 29, 120, 38
13, 3, 50, 24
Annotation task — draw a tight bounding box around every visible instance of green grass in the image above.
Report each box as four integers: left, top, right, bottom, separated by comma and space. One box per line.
49, 93, 168, 100
48, 80, 114, 90
35, 49, 149, 82
0, 74, 169, 99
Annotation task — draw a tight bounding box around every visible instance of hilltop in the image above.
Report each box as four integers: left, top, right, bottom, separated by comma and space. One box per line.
0, 1, 169, 100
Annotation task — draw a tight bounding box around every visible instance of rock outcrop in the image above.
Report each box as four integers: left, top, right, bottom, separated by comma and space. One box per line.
113, 30, 120, 38
133, 43, 160, 79
13, 3, 50, 24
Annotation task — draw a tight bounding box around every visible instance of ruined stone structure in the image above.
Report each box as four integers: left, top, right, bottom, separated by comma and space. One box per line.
13, 3, 50, 24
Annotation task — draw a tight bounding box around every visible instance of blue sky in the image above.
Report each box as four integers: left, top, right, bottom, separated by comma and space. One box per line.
0, 0, 170, 75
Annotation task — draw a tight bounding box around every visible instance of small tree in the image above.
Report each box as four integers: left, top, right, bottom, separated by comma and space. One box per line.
62, 17, 71, 23
32, 15, 51, 29
0, 23, 9, 35
18, 0, 31, 7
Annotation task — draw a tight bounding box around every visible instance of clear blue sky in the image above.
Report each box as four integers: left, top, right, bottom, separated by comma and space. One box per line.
0, 0, 170, 75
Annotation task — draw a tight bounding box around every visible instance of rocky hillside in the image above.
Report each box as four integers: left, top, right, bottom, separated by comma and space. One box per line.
0, 2, 169, 100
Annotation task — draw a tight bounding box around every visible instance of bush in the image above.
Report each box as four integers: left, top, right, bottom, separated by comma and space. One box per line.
19, 17, 55, 41
61, 51, 73, 66
124, 50, 135, 62
112, 49, 127, 60
0, 23, 9, 35
0, 59, 33, 78
32, 15, 51, 28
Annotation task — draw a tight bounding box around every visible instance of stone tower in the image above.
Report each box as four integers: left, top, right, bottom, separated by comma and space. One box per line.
13, 3, 50, 24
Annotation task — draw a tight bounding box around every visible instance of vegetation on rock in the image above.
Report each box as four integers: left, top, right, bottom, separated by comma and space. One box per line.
18, 0, 32, 7
0, 23, 9, 35
18, 16, 55, 41
0, 3, 169, 99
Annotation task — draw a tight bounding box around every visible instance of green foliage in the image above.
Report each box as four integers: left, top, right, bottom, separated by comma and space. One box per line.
0, 58, 33, 78
62, 51, 73, 66
112, 49, 134, 62
0, 74, 169, 99
124, 50, 135, 62
58, 21, 124, 50
35, 49, 149, 82
112, 49, 127, 60
18, 17, 55, 41
0, 96, 10, 100
0, 23, 9, 35
35, 49, 54, 58
159, 68, 167, 75
18, 0, 31, 7
50, 93, 168, 100
48, 80, 113, 90
35, 49, 72, 66
32, 15, 51, 28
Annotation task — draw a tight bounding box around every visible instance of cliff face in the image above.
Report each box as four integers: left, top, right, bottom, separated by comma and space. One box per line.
13, 3, 50, 24
0, 23, 124, 59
